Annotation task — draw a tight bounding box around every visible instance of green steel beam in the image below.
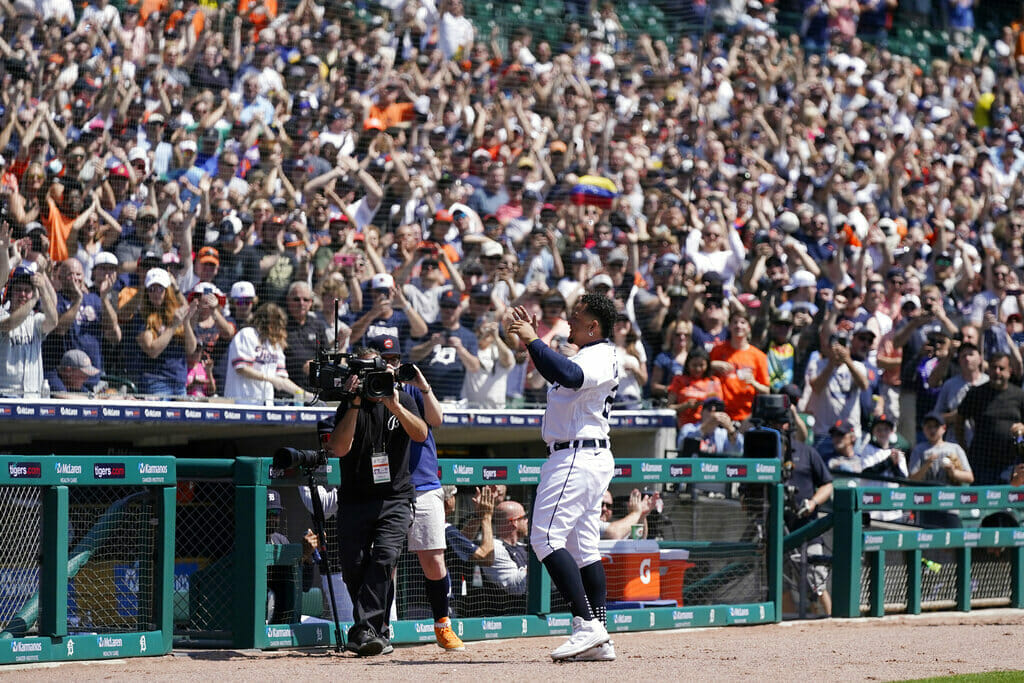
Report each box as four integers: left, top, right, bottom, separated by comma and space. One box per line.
153, 485, 176, 650
766, 484, 783, 621
233, 484, 266, 649
956, 547, 971, 612
1013, 547, 1024, 609
40, 486, 68, 637
831, 488, 862, 618
868, 552, 885, 617
907, 550, 922, 615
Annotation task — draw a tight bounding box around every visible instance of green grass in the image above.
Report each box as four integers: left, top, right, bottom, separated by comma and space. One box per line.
902, 673, 1024, 682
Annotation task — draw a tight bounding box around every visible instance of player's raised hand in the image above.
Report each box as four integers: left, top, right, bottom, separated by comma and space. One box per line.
508, 313, 539, 344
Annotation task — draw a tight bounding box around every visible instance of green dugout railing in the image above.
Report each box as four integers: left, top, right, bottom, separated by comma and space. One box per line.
175, 457, 340, 650
832, 486, 1024, 618
174, 456, 784, 649
0, 455, 176, 665
442, 458, 784, 643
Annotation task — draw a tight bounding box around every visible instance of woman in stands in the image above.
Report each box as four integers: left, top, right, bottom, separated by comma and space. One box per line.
649, 319, 691, 401
9, 162, 48, 226
612, 313, 647, 409
666, 346, 723, 428
131, 268, 197, 395
224, 302, 308, 404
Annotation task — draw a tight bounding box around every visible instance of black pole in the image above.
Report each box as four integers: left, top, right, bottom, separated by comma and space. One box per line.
305, 469, 346, 653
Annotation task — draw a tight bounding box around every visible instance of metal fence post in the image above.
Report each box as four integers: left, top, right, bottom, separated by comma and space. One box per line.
152, 484, 176, 648
956, 547, 971, 612
233, 483, 266, 649
907, 549, 922, 615
831, 488, 861, 618
526, 552, 550, 615
766, 483, 783, 622
1011, 547, 1024, 609
40, 485, 68, 638
868, 551, 885, 617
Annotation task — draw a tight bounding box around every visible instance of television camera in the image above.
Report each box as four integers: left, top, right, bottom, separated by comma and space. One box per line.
307, 349, 417, 402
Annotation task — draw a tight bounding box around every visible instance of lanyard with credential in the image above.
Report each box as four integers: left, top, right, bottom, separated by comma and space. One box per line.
370, 403, 391, 485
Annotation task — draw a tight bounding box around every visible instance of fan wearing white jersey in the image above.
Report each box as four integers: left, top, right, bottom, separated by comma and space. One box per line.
506, 293, 619, 662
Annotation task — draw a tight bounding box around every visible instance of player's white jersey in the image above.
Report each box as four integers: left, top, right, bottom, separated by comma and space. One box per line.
541, 341, 619, 444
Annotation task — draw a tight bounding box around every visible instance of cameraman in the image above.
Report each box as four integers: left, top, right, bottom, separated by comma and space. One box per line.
373, 334, 465, 651
325, 345, 427, 657
753, 396, 834, 615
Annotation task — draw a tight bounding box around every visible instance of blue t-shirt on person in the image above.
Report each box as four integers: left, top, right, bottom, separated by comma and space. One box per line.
404, 383, 441, 492
692, 324, 728, 353
652, 351, 685, 386
418, 323, 478, 400
42, 291, 106, 380
125, 316, 188, 391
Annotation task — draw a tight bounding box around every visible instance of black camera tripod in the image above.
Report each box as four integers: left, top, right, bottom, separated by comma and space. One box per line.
302, 458, 347, 653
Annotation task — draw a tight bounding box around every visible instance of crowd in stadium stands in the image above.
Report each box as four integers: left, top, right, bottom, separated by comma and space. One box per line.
5, 0, 1024, 483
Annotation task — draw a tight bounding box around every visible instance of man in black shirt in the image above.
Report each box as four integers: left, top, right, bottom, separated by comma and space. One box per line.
752, 398, 833, 615
957, 353, 1024, 484
326, 347, 427, 657
285, 281, 329, 386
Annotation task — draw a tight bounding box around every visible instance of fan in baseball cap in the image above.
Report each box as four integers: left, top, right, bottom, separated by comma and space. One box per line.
60, 349, 100, 377
368, 334, 401, 357
702, 396, 726, 413
370, 273, 394, 292
144, 268, 172, 290
829, 419, 855, 437
439, 289, 461, 308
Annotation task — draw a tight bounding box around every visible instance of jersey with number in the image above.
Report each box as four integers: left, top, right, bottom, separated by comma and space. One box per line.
541, 340, 619, 443
225, 326, 287, 404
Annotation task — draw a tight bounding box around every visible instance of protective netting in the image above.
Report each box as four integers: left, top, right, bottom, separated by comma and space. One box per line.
173, 479, 235, 637
66, 486, 157, 634
395, 483, 771, 620
0, 486, 42, 634
657, 488, 770, 606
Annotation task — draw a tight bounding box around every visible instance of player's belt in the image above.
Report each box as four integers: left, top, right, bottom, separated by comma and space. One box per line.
548, 439, 610, 454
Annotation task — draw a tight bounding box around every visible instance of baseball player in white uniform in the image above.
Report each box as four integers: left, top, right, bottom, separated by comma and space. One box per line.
507, 293, 619, 662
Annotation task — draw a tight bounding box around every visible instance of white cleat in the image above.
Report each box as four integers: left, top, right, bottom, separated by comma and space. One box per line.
568, 640, 616, 661
550, 617, 610, 660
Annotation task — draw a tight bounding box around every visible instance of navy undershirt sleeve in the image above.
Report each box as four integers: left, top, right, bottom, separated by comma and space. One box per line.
526, 339, 584, 389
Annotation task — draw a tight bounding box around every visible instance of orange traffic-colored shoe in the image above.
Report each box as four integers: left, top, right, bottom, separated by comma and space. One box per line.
434, 617, 465, 651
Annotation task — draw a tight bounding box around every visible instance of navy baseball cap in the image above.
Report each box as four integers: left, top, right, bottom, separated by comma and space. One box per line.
267, 489, 283, 511
470, 282, 493, 299
922, 412, 945, 426
829, 419, 855, 437
871, 414, 895, 429
368, 335, 401, 356
8, 264, 35, 282
568, 250, 589, 265
439, 289, 461, 308
703, 396, 726, 412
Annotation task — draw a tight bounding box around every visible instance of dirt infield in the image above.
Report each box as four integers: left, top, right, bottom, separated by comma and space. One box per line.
7, 610, 1024, 681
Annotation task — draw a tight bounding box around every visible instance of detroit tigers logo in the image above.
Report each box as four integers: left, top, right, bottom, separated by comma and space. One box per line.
387, 414, 400, 431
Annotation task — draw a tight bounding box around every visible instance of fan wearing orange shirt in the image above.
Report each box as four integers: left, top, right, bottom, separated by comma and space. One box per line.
667, 346, 723, 427
366, 80, 417, 130
44, 180, 101, 263
709, 311, 770, 422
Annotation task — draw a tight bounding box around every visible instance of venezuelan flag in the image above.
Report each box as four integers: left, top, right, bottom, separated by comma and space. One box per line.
571, 175, 618, 209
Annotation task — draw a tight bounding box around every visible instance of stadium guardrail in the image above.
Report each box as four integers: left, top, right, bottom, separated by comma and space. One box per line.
832, 486, 1024, 618
0, 455, 176, 665
174, 457, 341, 650
174, 456, 784, 649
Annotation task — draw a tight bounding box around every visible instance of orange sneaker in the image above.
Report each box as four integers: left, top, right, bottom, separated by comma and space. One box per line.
434, 618, 465, 651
